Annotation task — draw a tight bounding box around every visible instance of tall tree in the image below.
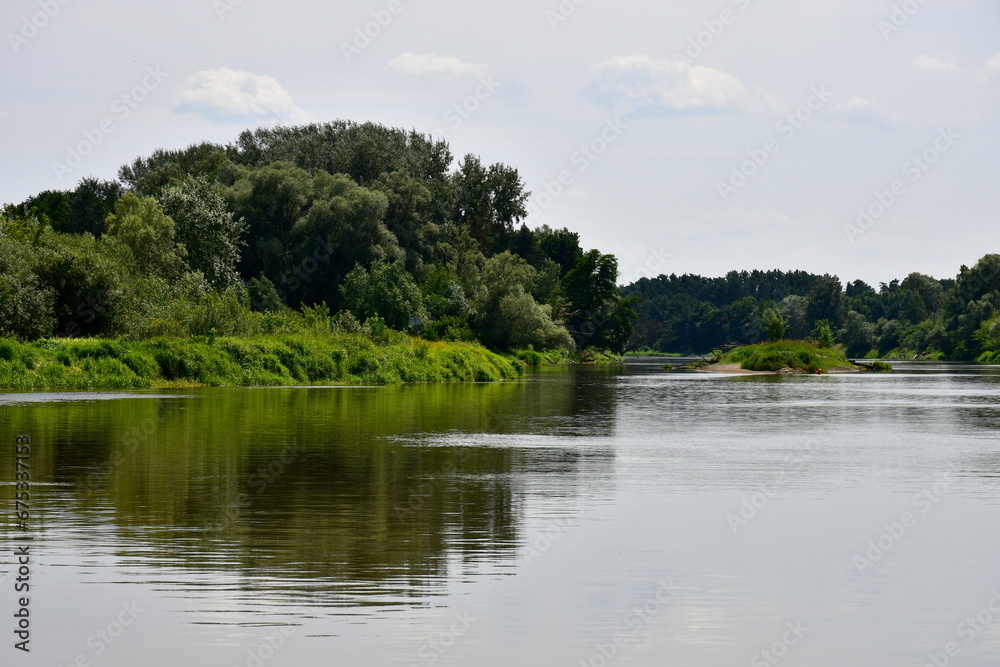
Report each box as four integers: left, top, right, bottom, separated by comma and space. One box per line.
158, 176, 246, 289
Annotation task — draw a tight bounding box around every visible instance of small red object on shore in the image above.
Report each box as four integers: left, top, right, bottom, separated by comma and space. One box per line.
816, 369, 822, 375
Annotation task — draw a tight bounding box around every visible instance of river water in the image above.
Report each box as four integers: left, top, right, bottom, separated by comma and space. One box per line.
2, 360, 1000, 666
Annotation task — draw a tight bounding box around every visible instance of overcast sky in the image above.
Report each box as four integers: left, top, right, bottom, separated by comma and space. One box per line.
2, 0, 998, 286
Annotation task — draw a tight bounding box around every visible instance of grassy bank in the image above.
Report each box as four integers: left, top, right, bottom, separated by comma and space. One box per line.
0, 334, 523, 390
717, 340, 857, 373
624, 348, 686, 358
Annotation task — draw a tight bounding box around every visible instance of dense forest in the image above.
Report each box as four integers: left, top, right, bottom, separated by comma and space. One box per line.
6, 119, 1000, 367
624, 259, 1000, 361
0, 121, 636, 355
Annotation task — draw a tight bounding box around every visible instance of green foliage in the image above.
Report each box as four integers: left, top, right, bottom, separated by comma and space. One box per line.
779, 295, 809, 339
514, 349, 545, 366
105, 192, 187, 279
119, 143, 232, 195
0, 237, 55, 340
838, 310, 875, 357
341, 260, 425, 331
248, 276, 283, 313
764, 308, 787, 342
470, 252, 573, 351
158, 176, 246, 288
811, 320, 836, 349
453, 155, 529, 252
226, 163, 402, 309
723, 340, 851, 373
974, 313, 1000, 353
0, 120, 634, 360
561, 250, 636, 353
0, 333, 520, 390
6, 178, 123, 236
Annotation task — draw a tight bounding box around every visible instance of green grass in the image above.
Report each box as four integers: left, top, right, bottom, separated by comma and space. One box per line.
719, 340, 854, 373
624, 348, 686, 358
509, 347, 621, 366
0, 334, 523, 390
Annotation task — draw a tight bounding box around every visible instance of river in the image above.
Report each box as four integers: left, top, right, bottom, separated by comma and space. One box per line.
2, 360, 999, 666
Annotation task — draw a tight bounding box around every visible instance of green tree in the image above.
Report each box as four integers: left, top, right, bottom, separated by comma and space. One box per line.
372, 170, 436, 277
119, 143, 232, 196
561, 250, 636, 353
811, 320, 836, 349
248, 276, 283, 313
471, 252, 573, 350
764, 308, 787, 342
974, 313, 1000, 352
158, 176, 246, 288
105, 192, 187, 279
341, 261, 425, 331
0, 236, 55, 339
807, 276, 847, 329
66, 178, 125, 236
226, 161, 312, 280
779, 295, 810, 339
453, 155, 528, 252
292, 171, 401, 308
537, 226, 583, 276
838, 311, 875, 356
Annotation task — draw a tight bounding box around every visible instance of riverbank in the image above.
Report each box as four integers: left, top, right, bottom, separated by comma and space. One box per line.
0, 334, 524, 390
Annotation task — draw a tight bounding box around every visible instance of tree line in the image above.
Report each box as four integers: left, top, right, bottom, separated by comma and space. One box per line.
0, 121, 636, 354
623, 259, 1000, 360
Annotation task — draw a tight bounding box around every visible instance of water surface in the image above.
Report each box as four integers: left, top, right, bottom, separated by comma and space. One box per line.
2, 362, 1000, 666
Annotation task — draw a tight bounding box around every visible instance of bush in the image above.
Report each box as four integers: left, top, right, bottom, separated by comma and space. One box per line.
121, 351, 160, 378
515, 349, 544, 367
724, 340, 851, 373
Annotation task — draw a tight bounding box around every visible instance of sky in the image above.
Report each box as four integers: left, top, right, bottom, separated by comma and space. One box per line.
1, 0, 998, 287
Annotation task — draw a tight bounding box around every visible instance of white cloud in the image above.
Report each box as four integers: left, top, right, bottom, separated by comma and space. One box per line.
912, 54, 959, 72
988, 53, 1000, 74
385, 53, 490, 79
584, 56, 781, 116
173, 67, 307, 123
827, 96, 894, 129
